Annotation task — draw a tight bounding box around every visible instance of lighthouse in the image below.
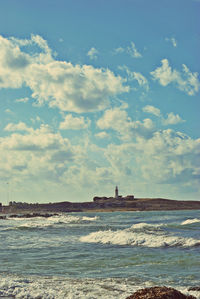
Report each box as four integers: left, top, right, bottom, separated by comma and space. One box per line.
115, 186, 119, 199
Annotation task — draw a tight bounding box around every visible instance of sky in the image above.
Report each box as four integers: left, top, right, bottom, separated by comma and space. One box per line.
0, 0, 200, 204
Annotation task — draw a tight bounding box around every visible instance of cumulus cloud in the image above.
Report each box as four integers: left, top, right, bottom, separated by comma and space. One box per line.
95, 131, 109, 139
0, 123, 79, 187
103, 128, 200, 191
16, 97, 29, 103
150, 59, 200, 95
97, 107, 154, 140
162, 112, 185, 125
165, 37, 177, 47
4, 122, 33, 133
143, 105, 161, 117
2, 124, 67, 151
59, 114, 91, 130
114, 47, 124, 54
143, 105, 184, 125
134, 129, 200, 184
1, 120, 199, 200
114, 41, 142, 58
0, 35, 129, 113
87, 47, 99, 60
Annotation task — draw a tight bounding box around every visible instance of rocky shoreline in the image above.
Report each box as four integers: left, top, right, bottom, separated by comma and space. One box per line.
125, 286, 197, 299
0, 213, 58, 220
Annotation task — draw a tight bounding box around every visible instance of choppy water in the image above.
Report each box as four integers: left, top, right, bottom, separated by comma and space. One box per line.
0, 210, 200, 298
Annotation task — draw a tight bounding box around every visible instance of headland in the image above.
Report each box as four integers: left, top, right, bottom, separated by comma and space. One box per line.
1, 186, 200, 214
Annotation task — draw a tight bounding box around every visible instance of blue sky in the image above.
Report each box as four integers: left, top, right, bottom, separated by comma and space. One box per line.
0, 0, 199, 203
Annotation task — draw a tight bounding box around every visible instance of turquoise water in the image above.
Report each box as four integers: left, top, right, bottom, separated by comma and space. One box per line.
0, 210, 200, 298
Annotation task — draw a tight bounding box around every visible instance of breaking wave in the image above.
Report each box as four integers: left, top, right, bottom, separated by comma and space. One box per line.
0, 274, 141, 299
80, 222, 200, 248
129, 222, 164, 232
6, 214, 99, 229
181, 218, 200, 226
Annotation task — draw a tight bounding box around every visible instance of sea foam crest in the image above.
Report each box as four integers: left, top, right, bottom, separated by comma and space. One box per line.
80, 223, 200, 248
8, 214, 99, 229
0, 274, 199, 299
129, 222, 163, 231
181, 218, 200, 225
0, 274, 143, 299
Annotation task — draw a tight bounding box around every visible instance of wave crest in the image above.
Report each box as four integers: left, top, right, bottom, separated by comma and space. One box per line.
181, 218, 200, 226
80, 222, 200, 248
7, 214, 99, 229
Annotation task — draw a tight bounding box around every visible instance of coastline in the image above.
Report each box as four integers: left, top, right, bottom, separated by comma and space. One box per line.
1, 198, 200, 215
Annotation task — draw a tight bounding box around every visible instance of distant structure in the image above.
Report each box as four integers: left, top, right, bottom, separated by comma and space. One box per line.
115, 186, 118, 199
93, 186, 134, 202
0, 203, 2, 212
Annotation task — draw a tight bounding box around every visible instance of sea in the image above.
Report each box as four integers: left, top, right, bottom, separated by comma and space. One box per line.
0, 209, 200, 299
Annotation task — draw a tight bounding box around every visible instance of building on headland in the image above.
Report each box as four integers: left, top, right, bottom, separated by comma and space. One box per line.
93, 186, 134, 202
115, 186, 119, 199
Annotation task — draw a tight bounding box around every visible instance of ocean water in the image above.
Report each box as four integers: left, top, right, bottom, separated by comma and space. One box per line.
0, 210, 200, 299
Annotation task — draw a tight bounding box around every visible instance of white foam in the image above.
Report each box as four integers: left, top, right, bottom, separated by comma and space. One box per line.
129, 222, 163, 231
7, 214, 99, 229
0, 274, 146, 299
181, 218, 200, 225
1, 274, 199, 299
80, 224, 200, 248
178, 287, 200, 299
82, 216, 99, 221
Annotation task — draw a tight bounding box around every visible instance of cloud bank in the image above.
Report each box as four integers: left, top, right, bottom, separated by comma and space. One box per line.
0, 35, 129, 113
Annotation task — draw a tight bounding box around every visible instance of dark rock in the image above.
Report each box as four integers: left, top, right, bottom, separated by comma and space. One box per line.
0, 216, 6, 220
9, 213, 59, 219
126, 286, 196, 299
188, 287, 200, 292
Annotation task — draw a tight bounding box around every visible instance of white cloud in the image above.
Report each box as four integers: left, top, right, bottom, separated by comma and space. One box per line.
31, 116, 42, 124
127, 42, 142, 58
114, 41, 142, 58
0, 35, 129, 113
114, 47, 125, 54
165, 37, 177, 47
119, 66, 149, 91
97, 107, 154, 140
4, 122, 33, 133
97, 106, 185, 144
97, 107, 128, 131
15, 97, 29, 103
1, 124, 66, 151
162, 112, 185, 125
134, 129, 200, 184
95, 131, 109, 139
0, 123, 78, 187
143, 105, 161, 117
143, 105, 185, 125
59, 114, 91, 130
103, 128, 200, 192
87, 47, 99, 60
132, 72, 148, 89
150, 59, 200, 96
0, 119, 199, 201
